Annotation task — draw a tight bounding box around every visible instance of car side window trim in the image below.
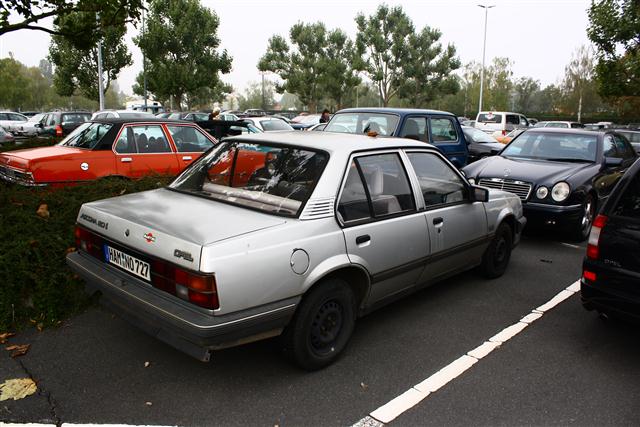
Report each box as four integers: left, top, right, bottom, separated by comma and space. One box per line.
335, 149, 419, 228
428, 115, 459, 145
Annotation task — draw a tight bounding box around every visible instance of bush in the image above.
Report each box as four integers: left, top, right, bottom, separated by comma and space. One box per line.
0, 176, 174, 331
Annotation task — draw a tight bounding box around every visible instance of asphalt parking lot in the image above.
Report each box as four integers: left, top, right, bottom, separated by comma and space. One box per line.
2, 233, 639, 426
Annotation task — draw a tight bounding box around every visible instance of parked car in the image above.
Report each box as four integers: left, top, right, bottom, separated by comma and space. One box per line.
168, 112, 210, 122
325, 107, 469, 167
195, 119, 262, 140
241, 116, 294, 132
20, 111, 40, 118
0, 111, 28, 134
66, 131, 525, 369
155, 112, 173, 119
290, 114, 322, 130
243, 108, 267, 116
463, 128, 638, 240
534, 121, 584, 129
219, 112, 239, 121
308, 123, 327, 131
581, 157, 640, 321
0, 118, 216, 186
474, 111, 530, 136
527, 118, 539, 126
92, 110, 155, 120
0, 126, 15, 145
39, 111, 92, 137
462, 126, 504, 163
15, 113, 46, 137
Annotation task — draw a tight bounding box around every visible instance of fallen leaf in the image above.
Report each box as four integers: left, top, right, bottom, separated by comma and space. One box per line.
360, 382, 368, 390
0, 378, 37, 401
120, 188, 127, 195
0, 332, 15, 344
144, 361, 150, 368
5, 344, 30, 358
145, 401, 153, 406
66, 247, 76, 254
36, 204, 50, 219
36, 323, 43, 332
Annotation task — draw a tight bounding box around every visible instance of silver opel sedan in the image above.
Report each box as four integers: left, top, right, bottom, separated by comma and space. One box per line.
67, 132, 526, 370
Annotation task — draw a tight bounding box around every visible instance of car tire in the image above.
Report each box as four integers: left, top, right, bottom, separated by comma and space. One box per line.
282, 279, 356, 371
481, 222, 513, 279
573, 194, 596, 242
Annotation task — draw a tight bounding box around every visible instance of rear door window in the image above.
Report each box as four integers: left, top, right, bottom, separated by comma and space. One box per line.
399, 117, 429, 142
613, 172, 640, 219
429, 117, 458, 143
167, 125, 214, 152
115, 125, 170, 153
506, 115, 520, 125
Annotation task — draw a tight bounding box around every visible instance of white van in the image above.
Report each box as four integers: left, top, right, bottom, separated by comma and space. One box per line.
474, 111, 530, 135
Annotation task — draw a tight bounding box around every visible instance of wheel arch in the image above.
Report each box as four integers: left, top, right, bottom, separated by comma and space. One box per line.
302, 262, 371, 314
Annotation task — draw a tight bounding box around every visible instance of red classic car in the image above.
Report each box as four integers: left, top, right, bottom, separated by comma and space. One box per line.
0, 118, 217, 186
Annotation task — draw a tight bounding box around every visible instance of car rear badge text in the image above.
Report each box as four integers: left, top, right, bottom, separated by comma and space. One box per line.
174, 249, 194, 262
80, 213, 108, 230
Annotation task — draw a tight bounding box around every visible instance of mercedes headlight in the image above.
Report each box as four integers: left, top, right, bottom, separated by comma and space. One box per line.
536, 186, 549, 199
468, 177, 476, 185
551, 182, 570, 202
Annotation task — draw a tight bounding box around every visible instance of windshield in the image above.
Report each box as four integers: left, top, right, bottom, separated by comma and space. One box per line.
169, 141, 329, 217
28, 114, 45, 123
61, 113, 91, 124
57, 122, 113, 149
501, 132, 597, 162
463, 127, 497, 143
325, 112, 399, 136
260, 119, 293, 131
477, 113, 503, 123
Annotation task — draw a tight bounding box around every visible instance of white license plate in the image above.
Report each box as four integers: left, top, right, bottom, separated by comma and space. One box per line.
105, 245, 151, 282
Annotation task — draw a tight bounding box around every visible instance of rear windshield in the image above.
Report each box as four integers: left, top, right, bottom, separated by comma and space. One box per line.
58, 122, 113, 149
62, 113, 91, 124
477, 113, 503, 123
501, 132, 597, 162
169, 141, 329, 217
325, 112, 399, 136
260, 119, 292, 131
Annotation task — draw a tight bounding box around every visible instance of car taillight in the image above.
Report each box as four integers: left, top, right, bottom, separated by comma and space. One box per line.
151, 260, 218, 310
583, 270, 597, 282
55, 124, 63, 137
502, 129, 507, 136
74, 225, 104, 259
586, 214, 608, 260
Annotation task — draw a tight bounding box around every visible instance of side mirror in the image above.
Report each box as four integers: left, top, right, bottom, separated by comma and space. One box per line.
605, 157, 623, 167
35, 123, 42, 128
470, 184, 489, 202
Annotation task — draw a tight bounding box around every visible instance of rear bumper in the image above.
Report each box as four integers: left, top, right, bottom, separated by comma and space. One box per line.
581, 278, 640, 322
66, 251, 298, 361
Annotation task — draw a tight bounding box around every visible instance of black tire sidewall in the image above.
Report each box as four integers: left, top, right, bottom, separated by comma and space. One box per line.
285, 279, 356, 370
574, 194, 595, 242
482, 223, 513, 278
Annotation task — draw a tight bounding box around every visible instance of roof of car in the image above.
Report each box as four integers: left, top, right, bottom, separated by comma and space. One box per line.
525, 127, 605, 137
91, 117, 191, 124
227, 130, 434, 154
336, 107, 455, 116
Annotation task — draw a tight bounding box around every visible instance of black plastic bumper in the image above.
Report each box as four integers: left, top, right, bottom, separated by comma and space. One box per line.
66, 251, 299, 361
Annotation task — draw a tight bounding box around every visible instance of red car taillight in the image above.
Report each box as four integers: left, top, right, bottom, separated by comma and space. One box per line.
583, 270, 597, 282
75, 225, 219, 310
502, 129, 507, 136
586, 214, 608, 260
55, 124, 63, 137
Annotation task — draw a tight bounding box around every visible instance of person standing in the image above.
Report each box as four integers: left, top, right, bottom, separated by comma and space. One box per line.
319, 109, 331, 123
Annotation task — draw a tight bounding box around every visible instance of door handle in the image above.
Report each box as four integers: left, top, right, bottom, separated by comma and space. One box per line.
182, 156, 192, 161
355, 235, 370, 245
433, 217, 444, 226
120, 157, 132, 163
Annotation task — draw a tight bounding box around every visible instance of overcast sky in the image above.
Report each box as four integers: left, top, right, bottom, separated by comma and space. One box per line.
0, 0, 592, 98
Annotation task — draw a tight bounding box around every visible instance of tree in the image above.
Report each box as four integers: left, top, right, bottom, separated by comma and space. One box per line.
562, 45, 595, 122
0, 55, 30, 110
514, 77, 541, 114
134, 0, 232, 110
1, 0, 142, 49
588, 0, 640, 101
259, 22, 329, 112
237, 80, 277, 111
319, 29, 361, 110
396, 26, 461, 108
49, 11, 131, 101
354, 5, 414, 107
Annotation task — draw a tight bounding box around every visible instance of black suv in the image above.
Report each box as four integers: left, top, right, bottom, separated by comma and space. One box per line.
38, 111, 92, 137
582, 157, 640, 321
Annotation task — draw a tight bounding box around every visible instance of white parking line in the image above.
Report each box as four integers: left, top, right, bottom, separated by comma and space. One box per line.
354, 280, 581, 425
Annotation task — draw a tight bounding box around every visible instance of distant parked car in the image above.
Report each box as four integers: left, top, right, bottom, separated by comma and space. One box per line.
243, 108, 267, 116
290, 114, 322, 130
581, 157, 640, 321
462, 126, 504, 163
0, 118, 216, 186
16, 113, 46, 137
308, 123, 327, 131
92, 110, 155, 120
241, 116, 294, 132
66, 131, 525, 369
474, 111, 530, 136
494, 128, 527, 144
527, 118, 539, 126
168, 112, 210, 122
155, 112, 173, 119
534, 121, 584, 129
0, 112, 28, 134
325, 107, 469, 167
612, 129, 640, 154
463, 128, 638, 240
39, 111, 92, 138
0, 126, 15, 145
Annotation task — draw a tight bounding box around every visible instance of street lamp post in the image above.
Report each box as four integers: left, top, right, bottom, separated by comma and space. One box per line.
96, 13, 105, 111
478, 4, 494, 114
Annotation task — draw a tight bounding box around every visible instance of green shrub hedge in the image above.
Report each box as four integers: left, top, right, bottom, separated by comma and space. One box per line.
0, 176, 174, 331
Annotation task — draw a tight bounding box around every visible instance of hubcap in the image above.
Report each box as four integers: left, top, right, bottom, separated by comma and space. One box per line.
310, 300, 343, 353
582, 199, 594, 230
